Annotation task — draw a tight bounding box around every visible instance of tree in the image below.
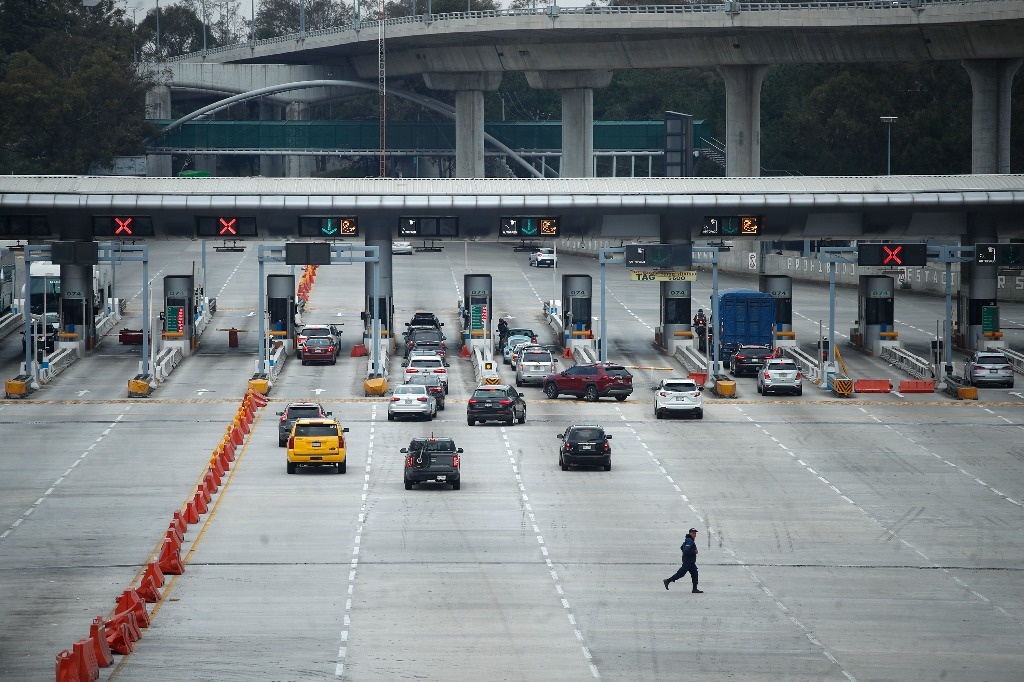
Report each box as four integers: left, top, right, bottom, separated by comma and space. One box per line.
0, 1, 156, 173
255, 0, 353, 39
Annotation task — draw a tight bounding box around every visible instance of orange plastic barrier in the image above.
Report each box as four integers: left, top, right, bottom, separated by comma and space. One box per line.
350, 344, 368, 357
114, 589, 150, 629
55, 649, 79, 682
89, 617, 114, 667
184, 498, 201, 524
854, 379, 892, 393
143, 561, 165, 589
73, 638, 99, 682
898, 379, 935, 393
158, 538, 185, 575
137, 573, 161, 603
688, 372, 708, 386
193, 490, 209, 515
104, 611, 141, 654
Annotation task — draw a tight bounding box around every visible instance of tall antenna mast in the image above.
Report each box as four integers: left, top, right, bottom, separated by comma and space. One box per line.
378, 4, 386, 177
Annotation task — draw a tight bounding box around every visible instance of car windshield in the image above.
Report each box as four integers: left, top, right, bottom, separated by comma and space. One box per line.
408, 375, 441, 386
664, 381, 698, 393
395, 385, 427, 395
303, 328, 331, 337
410, 440, 456, 452
768, 362, 799, 371
976, 355, 1008, 364
410, 359, 443, 369
287, 407, 322, 419
537, 248, 554, 255
472, 388, 507, 399
522, 352, 551, 363
738, 347, 772, 356
294, 423, 338, 437
508, 329, 535, 338
604, 367, 632, 378
412, 330, 442, 342
305, 337, 331, 346
570, 428, 604, 441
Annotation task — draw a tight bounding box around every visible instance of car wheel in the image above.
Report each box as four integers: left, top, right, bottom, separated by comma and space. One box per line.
279, 438, 287, 447
301, 360, 307, 366
655, 408, 663, 419
559, 455, 568, 471
387, 413, 394, 421
286, 462, 296, 474
444, 384, 449, 394
517, 409, 526, 424
544, 383, 559, 399
757, 383, 762, 394
515, 377, 522, 387
331, 359, 337, 366
604, 461, 612, 471
468, 418, 475, 426
584, 385, 599, 402
615, 395, 627, 402
338, 461, 346, 474
439, 401, 445, 411
695, 408, 704, 420
452, 481, 461, 490
405, 479, 413, 490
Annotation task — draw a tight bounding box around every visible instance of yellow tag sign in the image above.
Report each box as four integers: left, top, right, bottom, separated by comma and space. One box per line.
629, 270, 697, 282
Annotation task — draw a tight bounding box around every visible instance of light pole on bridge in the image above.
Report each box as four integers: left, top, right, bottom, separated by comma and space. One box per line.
880, 116, 897, 175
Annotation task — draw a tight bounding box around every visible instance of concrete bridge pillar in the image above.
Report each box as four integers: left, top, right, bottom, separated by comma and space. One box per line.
959, 218, 999, 352
362, 217, 394, 340
422, 72, 502, 178
260, 101, 284, 177
718, 65, 769, 177
285, 102, 315, 178
962, 58, 1022, 174
526, 70, 613, 178
145, 85, 173, 177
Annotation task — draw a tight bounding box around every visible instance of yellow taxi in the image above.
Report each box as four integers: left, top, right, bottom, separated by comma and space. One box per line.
286, 418, 349, 474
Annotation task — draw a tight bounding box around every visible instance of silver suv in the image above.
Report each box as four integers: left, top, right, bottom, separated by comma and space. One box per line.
757, 359, 803, 396
516, 348, 556, 386
963, 351, 1014, 388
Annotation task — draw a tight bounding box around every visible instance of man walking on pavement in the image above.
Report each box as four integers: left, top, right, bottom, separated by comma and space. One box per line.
664, 527, 703, 593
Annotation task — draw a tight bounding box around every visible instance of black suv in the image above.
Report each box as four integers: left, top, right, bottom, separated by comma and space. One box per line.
276, 402, 331, 446
467, 385, 527, 426
543, 362, 634, 402
557, 425, 612, 471
405, 327, 446, 358
402, 437, 463, 490
407, 312, 444, 331
731, 345, 775, 377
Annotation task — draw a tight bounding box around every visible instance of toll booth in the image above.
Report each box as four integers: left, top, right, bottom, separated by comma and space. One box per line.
660, 280, 691, 353
363, 295, 394, 341
855, 275, 897, 356
462, 274, 492, 354
163, 275, 196, 356
561, 275, 595, 355
267, 274, 296, 353
760, 275, 795, 348
57, 265, 97, 352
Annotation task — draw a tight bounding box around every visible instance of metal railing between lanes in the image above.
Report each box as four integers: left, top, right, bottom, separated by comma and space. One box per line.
1002, 347, 1024, 377
879, 345, 934, 380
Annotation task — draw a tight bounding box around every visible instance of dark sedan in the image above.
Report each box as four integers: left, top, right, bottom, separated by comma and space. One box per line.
731, 345, 775, 377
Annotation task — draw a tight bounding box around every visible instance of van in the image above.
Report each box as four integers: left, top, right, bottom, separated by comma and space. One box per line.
286, 419, 349, 474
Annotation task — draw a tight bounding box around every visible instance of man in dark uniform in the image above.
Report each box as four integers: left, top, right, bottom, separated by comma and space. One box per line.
663, 527, 703, 593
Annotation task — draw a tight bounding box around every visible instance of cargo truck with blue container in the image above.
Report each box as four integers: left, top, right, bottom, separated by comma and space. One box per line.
713, 289, 776, 369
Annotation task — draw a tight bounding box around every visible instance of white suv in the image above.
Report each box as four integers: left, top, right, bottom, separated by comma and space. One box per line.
757, 359, 803, 396
403, 354, 449, 393
529, 248, 557, 267
654, 377, 703, 419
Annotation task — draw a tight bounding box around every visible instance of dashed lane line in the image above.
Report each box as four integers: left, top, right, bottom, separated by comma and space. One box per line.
615, 406, 859, 682
0, 407, 131, 543
501, 426, 601, 679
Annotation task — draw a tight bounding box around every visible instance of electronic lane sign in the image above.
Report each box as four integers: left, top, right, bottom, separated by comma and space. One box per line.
857, 242, 928, 267
975, 243, 1023, 267
0, 215, 51, 238
624, 244, 693, 269
195, 216, 258, 238
399, 217, 459, 237
298, 216, 358, 238
500, 216, 560, 238
701, 216, 762, 237
92, 216, 155, 238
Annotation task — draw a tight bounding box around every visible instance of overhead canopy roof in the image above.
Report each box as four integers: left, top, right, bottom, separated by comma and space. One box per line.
1, 175, 1022, 240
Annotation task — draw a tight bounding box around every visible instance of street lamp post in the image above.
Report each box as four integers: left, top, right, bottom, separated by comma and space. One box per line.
880, 116, 897, 175
155, 0, 160, 59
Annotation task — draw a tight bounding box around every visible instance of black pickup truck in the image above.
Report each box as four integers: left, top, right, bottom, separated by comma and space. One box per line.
402, 437, 463, 490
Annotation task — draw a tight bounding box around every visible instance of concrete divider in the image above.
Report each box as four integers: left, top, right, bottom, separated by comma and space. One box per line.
0, 311, 22, 342
854, 379, 892, 393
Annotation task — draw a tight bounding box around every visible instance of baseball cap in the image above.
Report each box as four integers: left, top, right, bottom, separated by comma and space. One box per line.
689, 528, 698, 533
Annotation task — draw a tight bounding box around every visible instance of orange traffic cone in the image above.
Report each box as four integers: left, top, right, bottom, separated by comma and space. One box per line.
563, 346, 574, 359
231, 426, 244, 446
211, 454, 224, 478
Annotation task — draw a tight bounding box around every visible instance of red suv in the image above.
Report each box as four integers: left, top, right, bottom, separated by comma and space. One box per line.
543, 362, 633, 402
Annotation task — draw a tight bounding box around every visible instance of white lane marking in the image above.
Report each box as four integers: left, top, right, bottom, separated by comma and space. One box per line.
500, 425, 601, 679
620, 404, 860, 681
735, 405, 1020, 627
336, 404, 376, 678
0, 407, 129, 544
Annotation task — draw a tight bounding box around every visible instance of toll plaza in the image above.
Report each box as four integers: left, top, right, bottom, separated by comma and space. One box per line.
461, 274, 493, 356
561, 274, 595, 356
265, 274, 296, 350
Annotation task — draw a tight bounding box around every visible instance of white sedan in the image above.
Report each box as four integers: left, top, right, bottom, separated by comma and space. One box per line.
388, 384, 436, 421
529, 248, 557, 267
392, 241, 414, 255
653, 377, 703, 419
